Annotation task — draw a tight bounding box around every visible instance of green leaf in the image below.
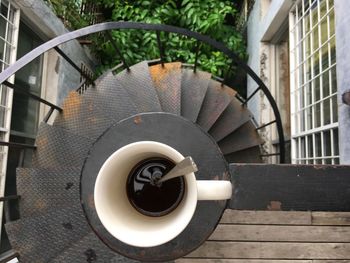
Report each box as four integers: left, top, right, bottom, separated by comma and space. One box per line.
141, 1, 150, 6
184, 2, 193, 12
182, 0, 191, 6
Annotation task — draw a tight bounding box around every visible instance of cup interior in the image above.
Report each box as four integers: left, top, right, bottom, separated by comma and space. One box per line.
94, 141, 197, 247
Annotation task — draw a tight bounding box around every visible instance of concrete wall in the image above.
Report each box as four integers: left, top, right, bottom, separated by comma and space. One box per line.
246, 0, 262, 123
334, 0, 350, 164
246, 0, 293, 162
13, 0, 96, 107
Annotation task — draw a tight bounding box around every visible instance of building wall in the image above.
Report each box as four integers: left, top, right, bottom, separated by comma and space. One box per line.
14, 0, 96, 107
334, 0, 350, 164
246, 0, 345, 164
246, 0, 294, 162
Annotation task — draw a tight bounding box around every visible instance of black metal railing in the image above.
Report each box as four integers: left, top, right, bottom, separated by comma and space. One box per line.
0, 22, 285, 163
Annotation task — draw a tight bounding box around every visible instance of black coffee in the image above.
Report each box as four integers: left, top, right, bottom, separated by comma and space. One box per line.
126, 157, 185, 217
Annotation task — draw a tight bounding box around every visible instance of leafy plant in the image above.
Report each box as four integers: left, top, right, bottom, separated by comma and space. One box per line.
44, 0, 92, 29
94, 0, 247, 77
45, 0, 247, 78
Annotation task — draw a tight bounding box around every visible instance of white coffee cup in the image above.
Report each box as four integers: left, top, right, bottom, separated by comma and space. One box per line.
94, 141, 232, 247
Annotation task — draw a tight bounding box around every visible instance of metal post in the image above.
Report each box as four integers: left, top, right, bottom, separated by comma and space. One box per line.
156, 31, 165, 67
193, 41, 201, 73
105, 31, 130, 71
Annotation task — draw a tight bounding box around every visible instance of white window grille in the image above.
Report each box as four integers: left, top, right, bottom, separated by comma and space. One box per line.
289, 0, 338, 164
0, 0, 20, 241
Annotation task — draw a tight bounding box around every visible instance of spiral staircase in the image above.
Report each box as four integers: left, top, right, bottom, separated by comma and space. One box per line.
0, 22, 288, 262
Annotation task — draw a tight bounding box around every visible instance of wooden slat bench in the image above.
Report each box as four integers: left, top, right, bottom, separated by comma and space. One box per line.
176, 210, 350, 262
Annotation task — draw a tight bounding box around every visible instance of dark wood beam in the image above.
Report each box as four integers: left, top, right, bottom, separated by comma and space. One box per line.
229, 164, 350, 211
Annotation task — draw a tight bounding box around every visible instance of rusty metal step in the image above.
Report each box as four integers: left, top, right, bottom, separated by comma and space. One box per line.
115, 61, 162, 112
32, 122, 94, 168
82, 71, 138, 121
50, 232, 136, 263
53, 90, 116, 141
16, 167, 80, 219
208, 98, 252, 142
149, 62, 182, 115
181, 69, 211, 122
5, 203, 89, 262
218, 121, 264, 155
196, 80, 237, 131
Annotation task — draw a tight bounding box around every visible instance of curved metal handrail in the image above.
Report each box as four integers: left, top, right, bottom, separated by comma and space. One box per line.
0, 21, 285, 163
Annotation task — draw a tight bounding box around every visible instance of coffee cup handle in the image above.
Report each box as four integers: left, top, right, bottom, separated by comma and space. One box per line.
196, 180, 232, 200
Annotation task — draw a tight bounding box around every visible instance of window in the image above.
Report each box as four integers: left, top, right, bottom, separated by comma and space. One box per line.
289, 0, 338, 164
0, 0, 19, 253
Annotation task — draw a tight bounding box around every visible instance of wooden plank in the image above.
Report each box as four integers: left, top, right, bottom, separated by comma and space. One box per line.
312, 212, 350, 225
229, 164, 350, 211
209, 225, 350, 242
188, 242, 350, 259
177, 260, 312, 263
220, 210, 311, 225
313, 261, 350, 263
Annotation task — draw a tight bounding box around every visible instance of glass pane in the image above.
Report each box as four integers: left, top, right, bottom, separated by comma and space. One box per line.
329, 9, 335, 36
305, 84, 312, 106
0, 16, 6, 40
324, 130, 331, 156
332, 95, 338, 123
321, 44, 329, 71
323, 98, 331, 125
0, 106, 5, 128
0, 85, 8, 105
313, 52, 320, 76
300, 89, 305, 109
320, 0, 327, 18
306, 106, 312, 130
315, 102, 321, 127
299, 110, 304, 132
331, 66, 337, 93
315, 132, 322, 157
320, 17, 328, 45
0, 3, 8, 17
322, 70, 329, 97
314, 76, 320, 101
307, 135, 313, 158
11, 23, 43, 136
301, 137, 306, 159
330, 36, 336, 65
333, 128, 339, 155
312, 25, 319, 51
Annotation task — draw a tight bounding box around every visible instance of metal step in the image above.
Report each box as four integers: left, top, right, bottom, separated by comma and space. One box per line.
51, 231, 137, 263
16, 167, 80, 219
181, 69, 211, 122
53, 90, 116, 140
224, 146, 263, 163
81, 71, 138, 121
218, 121, 264, 155
196, 80, 236, 131
115, 61, 162, 112
208, 98, 252, 142
32, 122, 94, 168
149, 62, 182, 115
5, 203, 90, 262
